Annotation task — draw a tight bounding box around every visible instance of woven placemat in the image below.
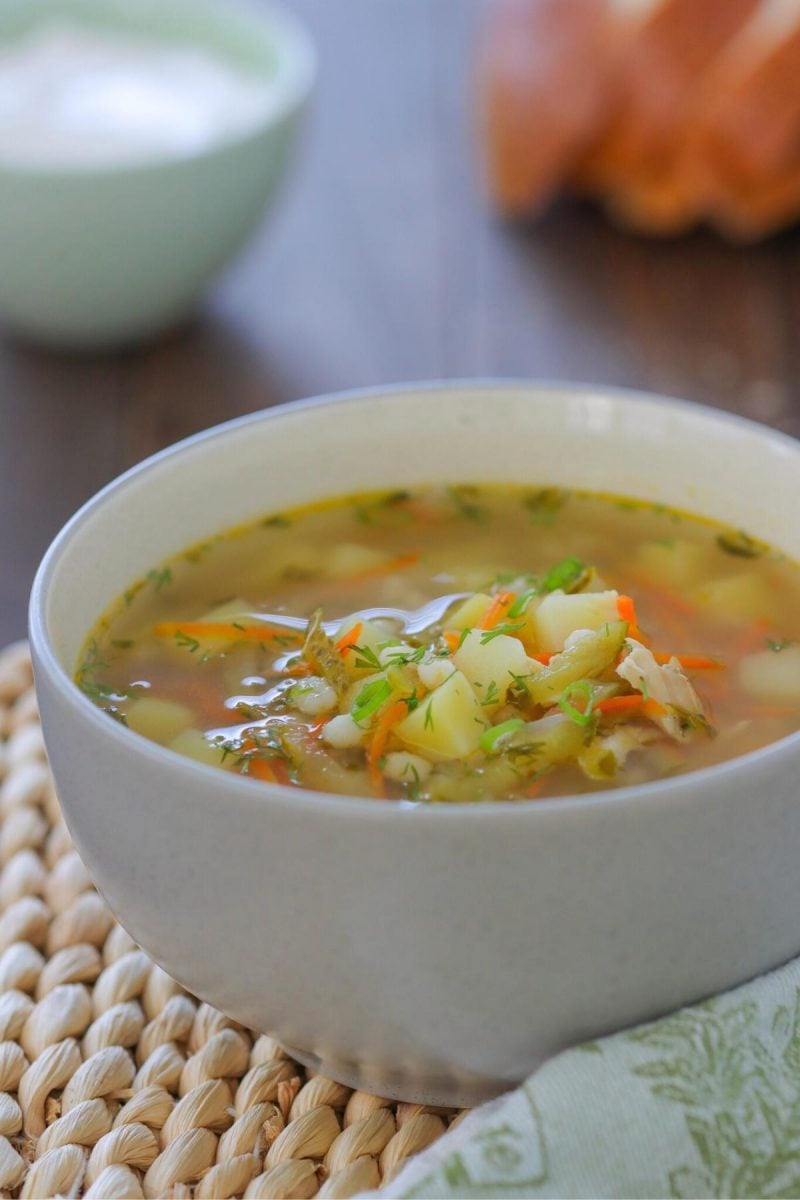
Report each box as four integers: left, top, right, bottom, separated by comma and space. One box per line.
0, 641, 465, 1199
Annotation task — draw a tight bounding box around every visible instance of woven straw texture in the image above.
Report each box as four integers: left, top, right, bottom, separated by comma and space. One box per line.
0, 641, 464, 1199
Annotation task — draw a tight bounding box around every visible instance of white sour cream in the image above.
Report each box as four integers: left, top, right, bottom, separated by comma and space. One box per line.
0, 24, 277, 169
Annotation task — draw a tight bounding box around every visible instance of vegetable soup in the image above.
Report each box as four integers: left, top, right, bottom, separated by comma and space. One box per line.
76, 486, 800, 803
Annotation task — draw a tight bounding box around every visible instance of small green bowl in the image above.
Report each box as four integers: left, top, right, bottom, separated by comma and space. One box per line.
0, 0, 315, 349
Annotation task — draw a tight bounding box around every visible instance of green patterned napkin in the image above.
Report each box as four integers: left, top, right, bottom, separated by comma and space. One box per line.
370, 956, 800, 1199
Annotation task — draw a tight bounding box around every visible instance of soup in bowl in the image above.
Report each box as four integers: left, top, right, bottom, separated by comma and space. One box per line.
29, 383, 800, 1105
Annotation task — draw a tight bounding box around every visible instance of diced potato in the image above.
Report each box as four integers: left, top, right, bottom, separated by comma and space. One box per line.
170, 728, 230, 769
418, 655, 456, 690
532, 590, 620, 653
739, 646, 800, 706
394, 671, 488, 761
446, 594, 492, 631
526, 621, 629, 706
636, 540, 708, 589
453, 631, 539, 710
327, 542, 387, 578
694, 574, 776, 625
127, 697, 194, 745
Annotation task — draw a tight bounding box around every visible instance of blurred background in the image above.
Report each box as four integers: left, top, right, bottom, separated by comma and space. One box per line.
1, 0, 799, 646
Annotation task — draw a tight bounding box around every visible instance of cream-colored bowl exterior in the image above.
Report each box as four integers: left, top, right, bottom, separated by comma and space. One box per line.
29, 383, 800, 1106
0, 0, 314, 348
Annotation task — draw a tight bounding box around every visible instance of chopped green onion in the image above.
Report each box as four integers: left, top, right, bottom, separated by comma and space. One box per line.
542, 556, 585, 593
558, 681, 596, 727
480, 718, 525, 755
351, 678, 392, 725
507, 587, 539, 618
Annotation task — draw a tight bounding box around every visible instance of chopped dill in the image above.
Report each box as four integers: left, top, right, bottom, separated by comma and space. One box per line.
262, 514, 291, 528
111, 638, 134, 650
424, 700, 435, 730
183, 542, 215, 564
480, 622, 526, 644
524, 488, 569, 526
717, 530, 768, 559
405, 764, 422, 803
351, 645, 382, 670
766, 637, 792, 653
448, 485, 488, 524
174, 631, 200, 654
146, 567, 172, 591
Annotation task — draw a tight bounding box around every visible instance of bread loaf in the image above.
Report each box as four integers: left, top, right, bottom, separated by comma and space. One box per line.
481, 0, 800, 240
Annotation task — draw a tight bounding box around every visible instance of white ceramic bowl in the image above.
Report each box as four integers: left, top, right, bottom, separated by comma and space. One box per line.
29, 382, 800, 1106
0, 0, 314, 349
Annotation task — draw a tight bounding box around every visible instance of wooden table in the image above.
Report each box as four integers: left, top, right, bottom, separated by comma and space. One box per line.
1, 0, 799, 647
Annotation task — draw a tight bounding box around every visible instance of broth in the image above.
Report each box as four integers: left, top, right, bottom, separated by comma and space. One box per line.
76, 485, 800, 802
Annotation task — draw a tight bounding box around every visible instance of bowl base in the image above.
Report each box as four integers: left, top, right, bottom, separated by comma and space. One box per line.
275, 1036, 519, 1109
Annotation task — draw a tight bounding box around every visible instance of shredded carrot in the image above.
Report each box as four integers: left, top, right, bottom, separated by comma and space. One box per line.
616, 595, 647, 642
443, 631, 461, 654
347, 552, 420, 584
480, 591, 516, 631
526, 778, 544, 799
652, 652, 725, 670
248, 757, 277, 783
335, 622, 363, 655
596, 695, 668, 718
154, 621, 302, 644
367, 700, 408, 797
532, 652, 553, 665
307, 718, 330, 738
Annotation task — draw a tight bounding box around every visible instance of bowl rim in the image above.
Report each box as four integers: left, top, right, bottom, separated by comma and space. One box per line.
0, 0, 317, 178
29, 377, 800, 823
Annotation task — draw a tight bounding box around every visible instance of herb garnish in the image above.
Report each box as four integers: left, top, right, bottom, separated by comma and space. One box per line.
558, 681, 596, 727
717, 530, 768, 559
524, 488, 569, 526
480, 622, 526, 645
480, 718, 525, 754
146, 567, 172, 590
448, 485, 488, 524
351, 645, 382, 671
352, 678, 392, 725
541, 557, 586, 594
